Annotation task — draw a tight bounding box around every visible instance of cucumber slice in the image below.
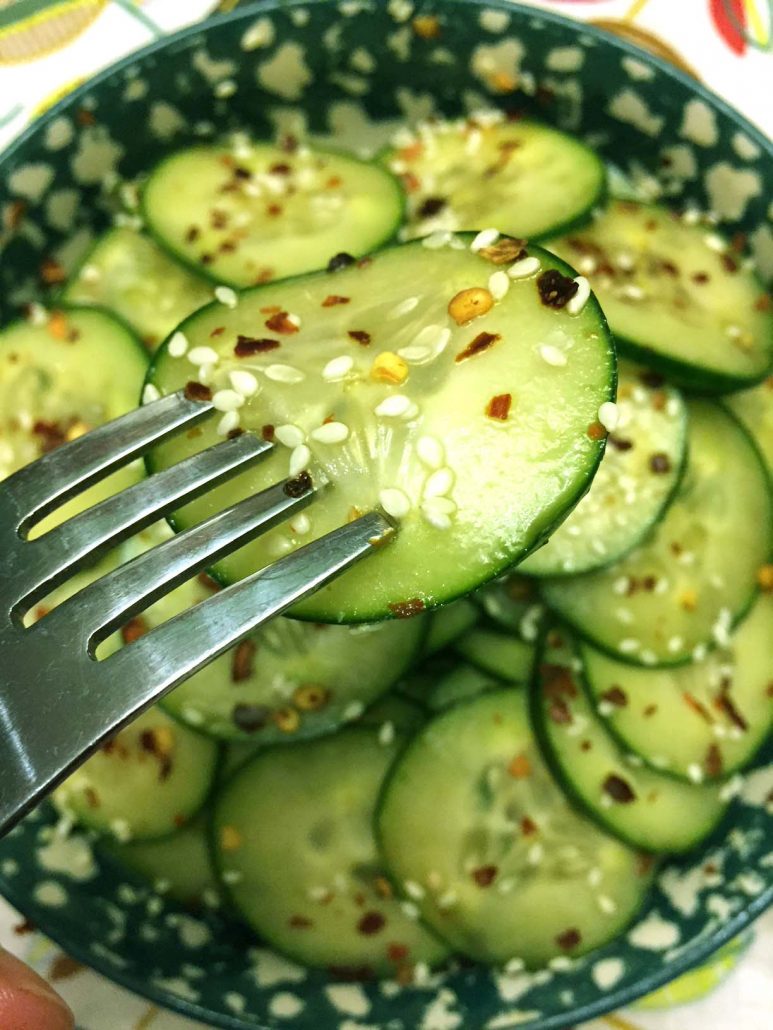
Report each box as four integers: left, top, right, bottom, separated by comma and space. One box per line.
142, 141, 403, 287
423, 598, 479, 656
725, 376, 773, 479
427, 663, 500, 711
0, 306, 147, 536
146, 236, 614, 622
520, 364, 688, 576
359, 694, 427, 736
52, 707, 219, 841
474, 573, 545, 641
549, 201, 773, 392
377, 689, 652, 967
383, 115, 604, 241
542, 401, 772, 666
455, 626, 535, 684
212, 728, 449, 975
580, 594, 773, 780
532, 629, 727, 852
63, 227, 213, 350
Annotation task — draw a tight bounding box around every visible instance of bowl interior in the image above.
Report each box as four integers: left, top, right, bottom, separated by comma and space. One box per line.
0, 2, 771, 1028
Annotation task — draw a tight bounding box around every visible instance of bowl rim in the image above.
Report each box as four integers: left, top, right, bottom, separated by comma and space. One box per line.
0, 0, 771, 1027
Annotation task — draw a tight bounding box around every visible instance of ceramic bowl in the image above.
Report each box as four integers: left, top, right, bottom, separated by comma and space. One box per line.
0, 2, 771, 1028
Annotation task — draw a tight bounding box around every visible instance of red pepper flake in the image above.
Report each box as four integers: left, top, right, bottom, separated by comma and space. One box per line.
260, 305, 281, 314
580, 740, 592, 751
84, 787, 100, 809
32, 420, 67, 453
210, 326, 225, 337
479, 237, 527, 265
639, 369, 665, 388
683, 692, 713, 723
357, 911, 386, 936
210, 209, 229, 230
649, 452, 671, 474
705, 743, 723, 778
266, 203, 283, 217
548, 699, 572, 724
121, 616, 149, 645
184, 381, 213, 402
348, 329, 371, 345
637, 853, 655, 877
508, 753, 531, 778
537, 269, 579, 309
279, 134, 299, 154
715, 685, 749, 731
601, 685, 628, 708
387, 943, 409, 962
586, 421, 606, 441
40, 257, 66, 285
721, 254, 738, 274
326, 175, 342, 189
322, 295, 351, 307
608, 435, 633, 452
754, 294, 771, 311
602, 773, 636, 804
643, 704, 658, 717
232, 639, 256, 682
400, 171, 421, 193
139, 729, 174, 782
4, 199, 26, 231
198, 572, 220, 591
456, 331, 501, 363
485, 393, 512, 420
398, 141, 424, 162
471, 865, 498, 887
14, 918, 36, 935
289, 915, 314, 929
541, 663, 579, 700
388, 598, 426, 619
235, 335, 280, 356
555, 928, 582, 951
265, 311, 299, 335
417, 196, 446, 218
200, 253, 214, 265
521, 816, 538, 836
692, 271, 710, 285
232, 703, 271, 733
270, 162, 292, 175
261, 424, 275, 441
327, 252, 356, 272
185, 226, 200, 243
284, 470, 313, 497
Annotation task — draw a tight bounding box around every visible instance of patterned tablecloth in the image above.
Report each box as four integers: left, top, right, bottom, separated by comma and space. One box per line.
0, 1, 771, 1028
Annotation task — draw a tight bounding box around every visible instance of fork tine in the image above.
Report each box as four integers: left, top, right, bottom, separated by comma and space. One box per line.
44, 471, 317, 647
102, 511, 395, 704
4, 390, 212, 533
17, 432, 273, 611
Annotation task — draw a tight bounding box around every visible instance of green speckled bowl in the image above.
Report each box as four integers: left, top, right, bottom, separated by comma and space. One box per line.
0, 2, 771, 1028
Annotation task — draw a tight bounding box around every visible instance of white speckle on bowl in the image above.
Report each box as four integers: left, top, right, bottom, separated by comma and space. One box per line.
395, 86, 436, 123
45, 188, 79, 232
44, 116, 74, 150
494, 971, 532, 1004
8, 163, 54, 202
1, 859, 19, 876
680, 98, 718, 147
123, 78, 148, 102
192, 49, 236, 84
421, 987, 462, 1030
152, 976, 200, 1002
350, 47, 376, 73
269, 991, 305, 1018
224, 992, 246, 1014
387, 25, 413, 61
258, 42, 312, 100
479, 10, 511, 34
471, 39, 524, 91
607, 90, 664, 137
242, 17, 275, 51
330, 71, 370, 96
325, 983, 371, 1017
628, 911, 680, 950
660, 144, 697, 180
38, 833, 96, 882
70, 127, 124, 184
621, 56, 654, 81
33, 880, 68, 907
177, 915, 211, 948
705, 163, 761, 220
734, 871, 765, 896
591, 957, 625, 990
485, 1011, 542, 1029
546, 46, 584, 72
749, 224, 773, 280
732, 131, 761, 161
706, 893, 737, 921
658, 865, 705, 917
387, 0, 414, 23
149, 101, 186, 141
250, 947, 306, 988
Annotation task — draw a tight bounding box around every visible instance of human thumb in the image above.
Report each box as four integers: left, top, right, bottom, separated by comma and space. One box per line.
0, 945, 74, 1030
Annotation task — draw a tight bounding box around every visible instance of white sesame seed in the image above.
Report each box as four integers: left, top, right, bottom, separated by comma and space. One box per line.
378, 721, 395, 747
424, 467, 454, 498
471, 227, 499, 252
725, 324, 743, 339
308, 885, 331, 902
687, 763, 705, 783
497, 878, 515, 895
508, 255, 541, 279
421, 505, 452, 530
598, 895, 618, 915
597, 401, 619, 431
549, 956, 573, 971
693, 644, 708, 661
667, 635, 684, 653
620, 283, 646, 301
229, 369, 259, 396
222, 870, 243, 885
423, 496, 456, 515
388, 296, 420, 318
142, 383, 161, 405
214, 78, 237, 98
265, 364, 305, 383
322, 354, 354, 381
197, 364, 214, 385
414, 323, 451, 354
379, 487, 411, 519
168, 331, 189, 357
216, 411, 240, 436
704, 233, 727, 253
504, 958, 526, 974
286, 312, 301, 328
682, 207, 701, 225
641, 649, 658, 665
289, 444, 311, 477
214, 285, 238, 308
397, 345, 433, 363
79, 263, 101, 283
26, 302, 48, 326
619, 638, 641, 653
588, 867, 603, 888
422, 230, 453, 249
488, 270, 510, 300
212, 389, 244, 412
416, 434, 445, 469
310, 421, 349, 444
615, 251, 636, 271
539, 344, 567, 367
400, 901, 420, 920
528, 843, 544, 865
404, 880, 426, 900
437, 890, 458, 910
188, 346, 219, 366
291, 513, 311, 536
577, 255, 598, 276
275, 424, 305, 448
402, 401, 420, 421
612, 576, 630, 595
375, 394, 411, 417
342, 701, 365, 721
567, 276, 591, 316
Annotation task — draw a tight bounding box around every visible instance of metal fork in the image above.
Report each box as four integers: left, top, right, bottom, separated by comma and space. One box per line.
0, 389, 394, 837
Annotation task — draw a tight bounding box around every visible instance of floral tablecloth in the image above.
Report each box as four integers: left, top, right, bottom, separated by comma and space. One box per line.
0, 1, 771, 1028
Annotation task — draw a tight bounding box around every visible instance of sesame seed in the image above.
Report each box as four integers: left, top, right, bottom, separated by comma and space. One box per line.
375, 394, 411, 417
421, 505, 452, 530
615, 251, 636, 271
692, 644, 708, 661
504, 958, 525, 974
667, 635, 684, 653
214, 285, 239, 308
612, 576, 630, 595
322, 354, 354, 381
437, 890, 458, 910
142, 383, 161, 405
497, 878, 515, 895
528, 843, 544, 865
620, 283, 646, 301
265, 364, 305, 383
424, 467, 454, 498
588, 867, 603, 888
598, 895, 618, 915
291, 513, 311, 536
577, 255, 597, 275
79, 264, 101, 283
508, 256, 541, 279
422, 230, 453, 249
275, 424, 305, 448
725, 324, 743, 339
549, 956, 573, 971
222, 870, 243, 885
398, 345, 433, 363
682, 207, 701, 225
197, 364, 215, 385
416, 434, 445, 469
619, 638, 641, 653
687, 763, 705, 783
289, 444, 311, 477
287, 312, 302, 328
566, 276, 591, 316
539, 344, 568, 367
310, 421, 349, 444
378, 721, 396, 747
400, 901, 420, 920
597, 401, 619, 431
413, 323, 451, 355
388, 296, 420, 318
188, 346, 219, 366
27, 302, 48, 326
379, 487, 411, 519
214, 78, 237, 98
212, 389, 244, 412
488, 270, 510, 300
640, 649, 658, 665
471, 227, 500, 252
229, 369, 260, 396
704, 233, 727, 253
216, 411, 240, 436
308, 885, 330, 902
404, 880, 426, 900
168, 331, 189, 357
402, 401, 420, 421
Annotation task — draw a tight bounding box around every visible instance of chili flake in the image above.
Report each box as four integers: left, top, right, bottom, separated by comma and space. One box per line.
757, 564, 773, 591
231, 640, 256, 683
521, 816, 538, 836
322, 295, 351, 307
265, 311, 299, 335
608, 435, 633, 452
555, 928, 582, 951
184, 381, 213, 402
508, 753, 531, 778
121, 616, 149, 645
413, 14, 441, 37
327, 252, 356, 272
388, 599, 426, 619
479, 237, 527, 265
261, 424, 276, 441
602, 773, 636, 804
456, 331, 501, 362
220, 825, 243, 852
601, 686, 628, 708
471, 865, 498, 887
649, 452, 671, 474
485, 393, 512, 420
284, 470, 313, 497
357, 911, 386, 936
705, 743, 723, 778
536, 269, 579, 309
289, 915, 313, 929
387, 943, 409, 963
235, 336, 280, 357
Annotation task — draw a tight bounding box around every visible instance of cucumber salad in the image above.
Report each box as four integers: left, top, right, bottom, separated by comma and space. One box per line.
3, 109, 770, 981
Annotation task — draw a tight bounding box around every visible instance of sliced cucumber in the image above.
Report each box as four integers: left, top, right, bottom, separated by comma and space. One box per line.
581, 594, 773, 780
474, 573, 544, 640
455, 626, 535, 684
424, 598, 479, 656
0, 306, 147, 536
63, 226, 213, 350
377, 689, 652, 967
532, 629, 727, 852
147, 236, 614, 622
726, 376, 773, 479
142, 140, 403, 287
52, 707, 219, 841
427, 663, 500, 711
542, 401, 772, 666
549, 201, 773, 392
213, 728, 449, 975
383, 115, 604, 241
521, 363, 687, 576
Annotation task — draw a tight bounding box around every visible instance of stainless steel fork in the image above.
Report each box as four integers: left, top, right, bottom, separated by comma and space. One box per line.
0, 389, 394, 837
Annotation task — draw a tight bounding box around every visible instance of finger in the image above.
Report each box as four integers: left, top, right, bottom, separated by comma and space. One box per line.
0, 946, 74, 1030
